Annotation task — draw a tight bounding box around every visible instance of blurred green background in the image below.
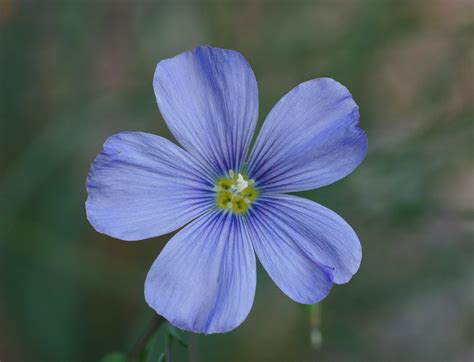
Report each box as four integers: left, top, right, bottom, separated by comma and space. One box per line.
1, 0, 473, 361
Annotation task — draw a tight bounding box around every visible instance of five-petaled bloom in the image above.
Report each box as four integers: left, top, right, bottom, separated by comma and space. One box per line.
86, 46, 368, 334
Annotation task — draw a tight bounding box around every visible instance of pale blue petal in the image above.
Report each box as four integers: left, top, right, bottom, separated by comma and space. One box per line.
247, 194, 362, 303
86, 132, 214, 241
154, 45, 259, 177
145, 211, 256, 334
248, 78, 367, 193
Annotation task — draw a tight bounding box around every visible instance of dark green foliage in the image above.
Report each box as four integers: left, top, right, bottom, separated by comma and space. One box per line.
0, 1, 472, 361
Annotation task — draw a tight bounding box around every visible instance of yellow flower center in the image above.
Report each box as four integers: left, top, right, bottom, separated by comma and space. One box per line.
215, 170, 258, 214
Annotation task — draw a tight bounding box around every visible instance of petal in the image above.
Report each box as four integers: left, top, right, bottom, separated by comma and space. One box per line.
247, 78, 367, 193
145, 211, 256, 334
86, 132, 214, 241
153, 45, 258, 177
247, 194, 362, 303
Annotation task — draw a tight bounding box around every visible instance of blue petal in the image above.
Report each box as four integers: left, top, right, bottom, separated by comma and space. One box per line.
86, 132, 214, 241
247, 78, 367, 193
153, 45, 259, 177
247, 194, 362, 303
145, 211, 256, 334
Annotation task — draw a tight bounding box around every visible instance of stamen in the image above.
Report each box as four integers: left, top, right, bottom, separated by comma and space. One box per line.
215, 171, 258, 214
236, 174, 249, 193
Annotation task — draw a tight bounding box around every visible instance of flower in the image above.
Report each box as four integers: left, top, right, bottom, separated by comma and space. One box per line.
86, 45, 368, 334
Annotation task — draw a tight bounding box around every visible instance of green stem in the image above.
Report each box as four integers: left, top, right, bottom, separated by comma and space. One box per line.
309, 303, 322, 350
128, 314, 165, 362
165, 332, 173, 362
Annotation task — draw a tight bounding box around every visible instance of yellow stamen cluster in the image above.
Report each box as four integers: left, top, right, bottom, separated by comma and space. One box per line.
215, 171, 258, 214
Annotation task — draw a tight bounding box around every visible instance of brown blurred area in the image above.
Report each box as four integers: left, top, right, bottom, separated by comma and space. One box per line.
0, 1, 473, 361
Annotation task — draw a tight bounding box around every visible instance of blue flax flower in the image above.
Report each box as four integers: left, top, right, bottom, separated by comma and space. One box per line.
86, 46, 368, 334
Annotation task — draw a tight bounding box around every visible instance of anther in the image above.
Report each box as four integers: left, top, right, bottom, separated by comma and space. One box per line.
215, 171, 258, 214
236, 174, 249, 193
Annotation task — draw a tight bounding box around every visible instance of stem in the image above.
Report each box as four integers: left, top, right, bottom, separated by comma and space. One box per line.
309, 304, 322, 350
128, 314, 165, 362
189, 333, 200, 362
165, 333, 173, 362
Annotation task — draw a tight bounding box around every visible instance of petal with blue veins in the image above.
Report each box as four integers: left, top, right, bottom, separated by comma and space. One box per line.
248, 78, 367, 193
145, 211, 256, 334
86, 132, 214, 241
153, 45, 259, 177
247, 194, 362, 303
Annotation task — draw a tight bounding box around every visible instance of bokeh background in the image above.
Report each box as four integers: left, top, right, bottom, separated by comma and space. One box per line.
1, 0, 473, 361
